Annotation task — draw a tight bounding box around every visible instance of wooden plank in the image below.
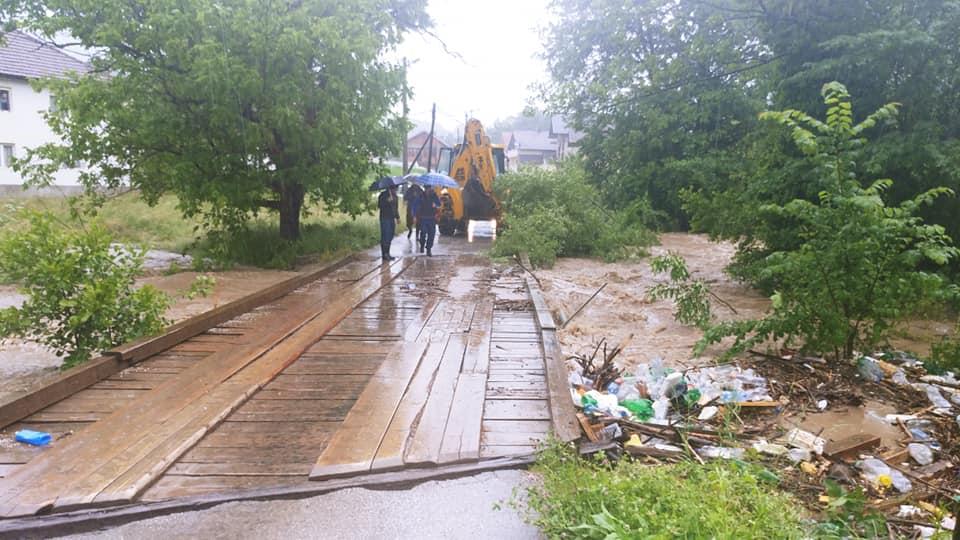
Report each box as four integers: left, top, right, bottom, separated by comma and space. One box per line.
404, 335, 467, 466
0, 254, 361, 431
481, 420, 551, 433
438, 374, 487, 463
0, 259, 409, 517
462, 299, 493, 374
823, 434, 881, 460
479, 444, 539, 459
485, 380, 549, 400
110, 255, 358, 363
309, 341, 428, 480
370, 339, 448, 472
524, 275, 556, 331
482, 399, 550, 421
540, 328, 581, 442
0, 465, 19, 479
166, 463, 310, 477
481, 431, 548, 446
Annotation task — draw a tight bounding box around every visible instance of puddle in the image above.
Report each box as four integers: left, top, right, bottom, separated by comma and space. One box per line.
786, 400, 904, 451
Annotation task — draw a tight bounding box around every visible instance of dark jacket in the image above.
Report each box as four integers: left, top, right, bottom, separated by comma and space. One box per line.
413, 190, 441, 221
378, 190, 399, 221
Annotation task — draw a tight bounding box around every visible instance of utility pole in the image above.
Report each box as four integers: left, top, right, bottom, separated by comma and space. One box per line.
401, 58, 409, 177
426, 102, 436, 173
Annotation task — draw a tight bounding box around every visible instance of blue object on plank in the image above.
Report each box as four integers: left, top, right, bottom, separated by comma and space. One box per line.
15, 429, 51, 446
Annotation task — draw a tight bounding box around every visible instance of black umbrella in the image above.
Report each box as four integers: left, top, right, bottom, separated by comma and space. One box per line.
369, 175, 405, 191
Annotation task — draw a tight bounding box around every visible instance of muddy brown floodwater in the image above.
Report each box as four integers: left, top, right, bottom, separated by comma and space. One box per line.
0, 268, 296, 401
539, 233, 953, 371
538, 233, 770, 371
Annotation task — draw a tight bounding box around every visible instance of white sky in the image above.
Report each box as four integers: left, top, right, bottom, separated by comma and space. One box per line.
396, 0, 553, 133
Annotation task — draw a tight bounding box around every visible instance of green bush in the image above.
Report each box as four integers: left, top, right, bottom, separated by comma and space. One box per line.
492, 162, 655, 267
525, 441, 808, 539
696, 83, 957, 360
0, 211, 170, 368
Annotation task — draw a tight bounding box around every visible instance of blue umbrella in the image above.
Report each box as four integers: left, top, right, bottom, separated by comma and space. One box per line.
415, 172, 460, 189
368, 175, 405, 191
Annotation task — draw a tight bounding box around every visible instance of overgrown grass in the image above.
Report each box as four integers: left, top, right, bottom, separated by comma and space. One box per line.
525, 441, 809, 539
492, 161, 656, 267
0, 191, 381, 270
0, 192, 199, 251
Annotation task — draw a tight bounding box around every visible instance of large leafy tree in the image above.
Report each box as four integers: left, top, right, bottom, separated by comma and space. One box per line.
12, 0, 428, 240
541, 0, 771, 227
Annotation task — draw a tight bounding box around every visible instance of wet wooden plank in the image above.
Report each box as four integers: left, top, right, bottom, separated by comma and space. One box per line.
0, 465, 19, 479
479, 444, 538, 459
226, 399, 355, 423
0, 259, 409, 517
462, 299, 493, 375
485, 380, 549, 400
166, 463, 310, 477
438, 374, 487, 463
310, 341, 428, 480
486, 370, 545, 383
481, 431, 547, 446
488, 358, 545, 370
305, 341, 397, 355
403, 336, 467, 466
181, 446, 323, 464
483, 399, 550, 421
481, 420, 552, 433
370, 340, 448, 472
141, 474, 298, 501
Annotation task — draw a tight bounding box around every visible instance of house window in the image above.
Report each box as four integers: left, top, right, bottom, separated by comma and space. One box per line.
49, 95, 58, 113
0, 89, 10, 111
1, 144, 14, 168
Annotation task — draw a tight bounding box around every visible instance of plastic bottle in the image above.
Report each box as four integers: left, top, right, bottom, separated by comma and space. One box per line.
787, 448, 811, 463
891, 370, 909, 385
622, 399, 654, 421
859, 458, 912, 493
606, 380, 621, 395
923, 385, 953, 410
653, 397, 670, 420
907, 443, 934, 466
857, 356, 884, 382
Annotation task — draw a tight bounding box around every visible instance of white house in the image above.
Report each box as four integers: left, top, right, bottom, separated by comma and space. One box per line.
0, 31, 89, 187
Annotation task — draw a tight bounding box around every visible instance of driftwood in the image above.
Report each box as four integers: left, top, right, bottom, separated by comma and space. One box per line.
561, 283, 607, 329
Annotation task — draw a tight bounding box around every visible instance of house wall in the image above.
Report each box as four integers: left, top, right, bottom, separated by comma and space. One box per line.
0, 75, 82, 186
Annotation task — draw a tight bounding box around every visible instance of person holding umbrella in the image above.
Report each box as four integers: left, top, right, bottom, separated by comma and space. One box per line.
404, 181, 424, 241
371, 177, 402, 261
412, 186, 441, 256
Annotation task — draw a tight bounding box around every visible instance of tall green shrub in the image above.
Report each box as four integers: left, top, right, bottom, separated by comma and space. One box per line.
697, 83, 957, 360
0, 211, 170, 368
492, 162, 654, 267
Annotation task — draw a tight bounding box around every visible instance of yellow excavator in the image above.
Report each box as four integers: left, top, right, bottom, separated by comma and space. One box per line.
434, 118, 505, 236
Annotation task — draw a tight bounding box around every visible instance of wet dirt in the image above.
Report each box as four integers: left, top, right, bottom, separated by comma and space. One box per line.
789, 400, 904, 450
538, 233, 769, 371
0, 268, 296, 401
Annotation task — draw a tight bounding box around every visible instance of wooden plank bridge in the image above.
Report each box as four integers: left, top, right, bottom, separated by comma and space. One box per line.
0, 236, 578, 523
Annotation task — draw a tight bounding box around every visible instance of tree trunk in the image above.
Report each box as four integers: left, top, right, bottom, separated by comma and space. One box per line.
278, 183, 304, 241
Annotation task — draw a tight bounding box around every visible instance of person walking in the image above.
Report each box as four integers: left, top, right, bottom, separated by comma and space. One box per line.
378, 186, 400, 261
404, 183, 424, 240
413, 187, 441, 256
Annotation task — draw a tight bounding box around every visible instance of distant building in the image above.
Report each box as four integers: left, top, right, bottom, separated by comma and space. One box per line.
501, 130, 557, 171
0, 31, 90, 186
405, 131, 450, 171
549, 115, 584, 160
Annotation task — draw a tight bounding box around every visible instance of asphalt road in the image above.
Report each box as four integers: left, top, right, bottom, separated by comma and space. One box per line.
69, 471, 544, 540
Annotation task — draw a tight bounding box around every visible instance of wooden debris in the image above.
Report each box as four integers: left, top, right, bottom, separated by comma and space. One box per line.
823, 434, 881, 460
577, 413, 601, 443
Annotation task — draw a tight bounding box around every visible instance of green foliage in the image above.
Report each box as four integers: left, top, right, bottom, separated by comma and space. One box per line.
0, 211, 170, 369
10, 0, 428, 240
696, 84, 957, 360
928, 325, 960, 375
525, 440, 808, 539
194, 216, 379, 269
815, 480, 888, 539
647, 253, 713, 328
491, 162, 654, 267
542, 0, 960, 248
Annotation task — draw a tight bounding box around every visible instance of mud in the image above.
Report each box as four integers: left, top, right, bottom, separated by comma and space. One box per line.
538, 233, 769, 370
0, 269, 296, 400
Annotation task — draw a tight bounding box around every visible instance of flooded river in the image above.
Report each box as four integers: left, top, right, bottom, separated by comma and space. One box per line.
538, 233, 952, 371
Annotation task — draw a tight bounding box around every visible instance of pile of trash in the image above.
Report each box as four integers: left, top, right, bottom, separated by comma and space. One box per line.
569, 350, 959, 538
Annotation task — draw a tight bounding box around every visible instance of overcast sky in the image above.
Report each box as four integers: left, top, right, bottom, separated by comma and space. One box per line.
396, 0, 553, 133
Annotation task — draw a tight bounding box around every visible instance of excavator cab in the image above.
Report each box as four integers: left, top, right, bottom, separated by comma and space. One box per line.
436, 119, 504, 236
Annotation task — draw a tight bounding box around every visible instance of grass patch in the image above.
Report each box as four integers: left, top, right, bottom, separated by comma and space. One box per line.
524, 441, 809, 539
0, 192, 199, 251
0, 191, 382, 270
492, 161, 656, 268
